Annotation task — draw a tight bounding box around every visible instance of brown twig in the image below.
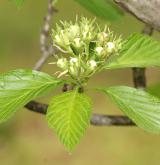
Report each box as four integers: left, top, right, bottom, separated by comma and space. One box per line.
33, 0, 57, 71
25, 101, 135, 126
132, 25, 154, 89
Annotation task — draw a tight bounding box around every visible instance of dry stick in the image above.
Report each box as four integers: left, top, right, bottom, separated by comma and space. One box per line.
33, 0, 57, 71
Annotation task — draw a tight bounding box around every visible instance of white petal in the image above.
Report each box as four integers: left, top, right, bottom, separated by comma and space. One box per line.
70, 57, 78, 63
89, 60, 97, 68
107, 42, 115, 50
95, 47, 103, 55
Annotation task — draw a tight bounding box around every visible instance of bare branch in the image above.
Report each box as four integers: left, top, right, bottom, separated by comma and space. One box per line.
114, 0, 160, 31
33, 0, 57, 71
25, 101, 135, 126
91, 114, 134, 126
132, 24, 154, 89
25, 101, 48, 115
132, 68, 146, 89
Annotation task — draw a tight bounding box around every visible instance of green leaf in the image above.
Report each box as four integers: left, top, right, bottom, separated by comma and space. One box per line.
0, 69, 62, 123
10, 0, 25, 6
147, 83, 160, 98
98, 86, 160, 133
104, 33, 160, 69
47, 89, 92, 151
74, 0, 123, 21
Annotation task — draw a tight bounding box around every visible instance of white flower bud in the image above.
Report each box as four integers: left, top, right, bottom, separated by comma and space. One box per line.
82, 32, 87, 39
74, 38, 81, 47
57, 58, 67, 69
89, 60, 97, 69
102, 32, 108, 38
69, 66, 75, 75
55, 35, 61, 43
95, 47, 103, 55
98, 32, 108, 41
60, 30, 64, 34
63, 35, 70, 45
84, 25, 89, 32
107, 42, 115, 52
88, 32, 92, 40
70, 57, 79, 68
69, 65, 78, 76
70, 25, 79, 36
70, 57, 78, 63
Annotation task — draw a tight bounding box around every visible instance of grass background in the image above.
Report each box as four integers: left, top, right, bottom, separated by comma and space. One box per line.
0, 0, 160, 164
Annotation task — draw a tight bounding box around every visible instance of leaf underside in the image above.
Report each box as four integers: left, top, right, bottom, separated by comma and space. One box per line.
99, 86, 160, 133
0, 69, 61, 123
74, 0, 123, 21
47, 90, 92, 151
104, 33, 160, 69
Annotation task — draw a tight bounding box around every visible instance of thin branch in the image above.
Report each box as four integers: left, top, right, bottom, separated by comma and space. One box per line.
91, 114, 134, 126
33, 0, 57, 71
25, 101, 48, 115
114, 0, 160, 31
132, 24, 154, 89
132, 68, 146, 89
25, 101, 135, 126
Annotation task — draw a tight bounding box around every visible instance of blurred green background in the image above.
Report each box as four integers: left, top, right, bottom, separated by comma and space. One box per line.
0, 0, 160, 165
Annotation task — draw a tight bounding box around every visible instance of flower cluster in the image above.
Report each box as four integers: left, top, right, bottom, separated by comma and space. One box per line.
51, 17, 122, 85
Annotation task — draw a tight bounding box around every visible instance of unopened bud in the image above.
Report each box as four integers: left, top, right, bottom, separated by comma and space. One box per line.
107, 42, 115, 53
70, 25, 79, 36
98, 32, 108, 41
89, 60, 97, 70
74, 38, 81, 47
95, 47, 103, 55
70, 57, 78, 63
70, 57, 79, 68
55, 34, 61, 43
57, 58, 67, 69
